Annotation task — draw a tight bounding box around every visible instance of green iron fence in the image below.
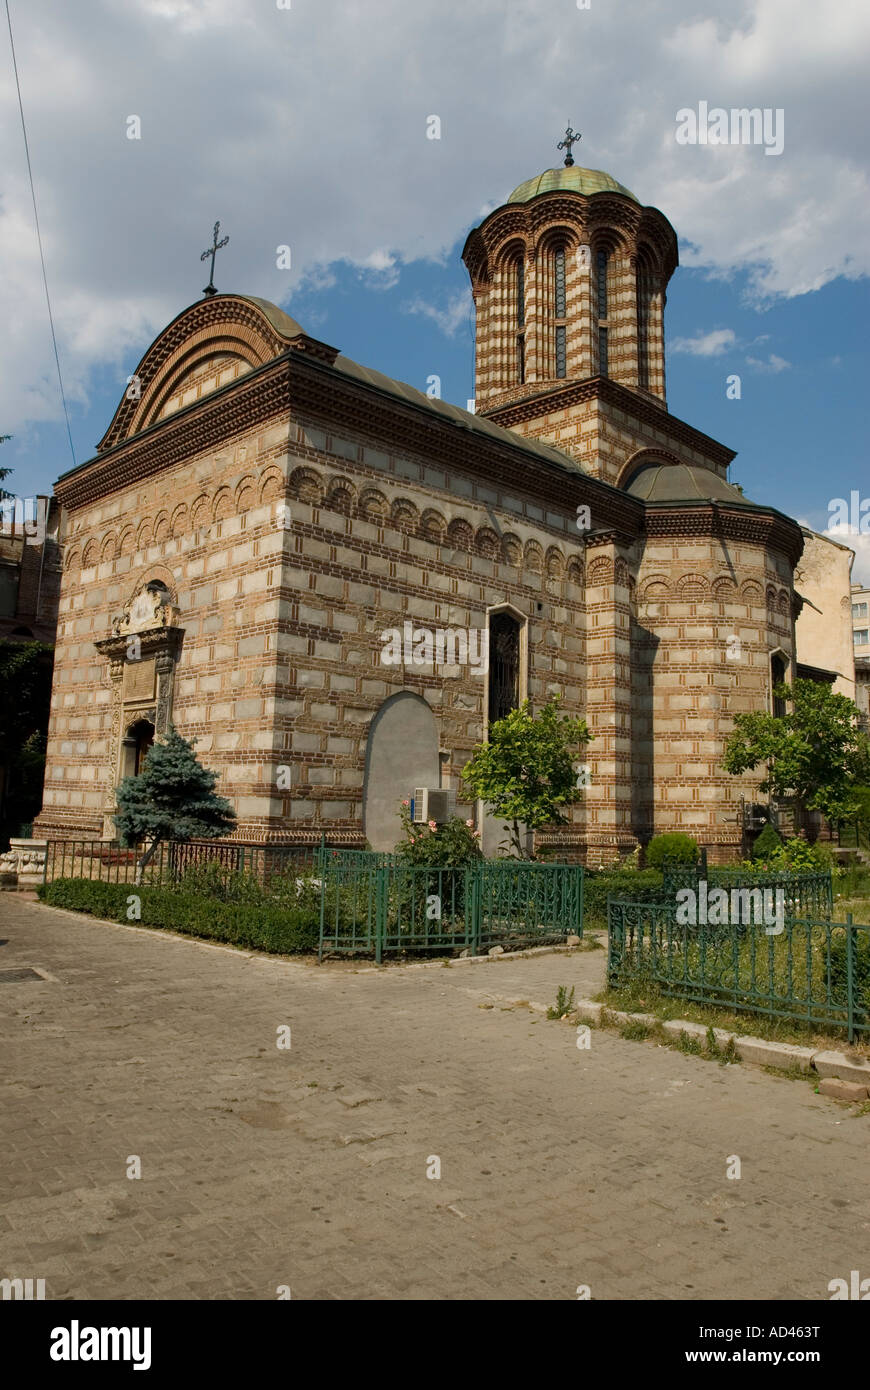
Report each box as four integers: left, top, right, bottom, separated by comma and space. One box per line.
318, 859, 584, 961
607, 897, 870, 1042
661, 862, 833, 919
43, 837, 330, 887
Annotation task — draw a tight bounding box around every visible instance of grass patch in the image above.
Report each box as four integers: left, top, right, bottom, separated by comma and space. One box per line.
547, 985, 576, 1020
598, 977, 868, 1056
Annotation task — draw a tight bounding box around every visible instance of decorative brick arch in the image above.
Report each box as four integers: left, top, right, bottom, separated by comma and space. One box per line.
638, 575, 671, 601
259, 470, 285, 504
289, 467, 323, 504
587, 554, 614, 586
676, 574, 710, 602
476, 527, 500, 559
524, 541, 544, 572
447, 518, 474, 550
421, 509, 447, 542
235, 476, 258, 512
359, 488, 388, 521
391, 498, 419, 531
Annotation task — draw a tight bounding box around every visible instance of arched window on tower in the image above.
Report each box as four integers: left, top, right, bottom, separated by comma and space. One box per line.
596, 249, 609, 377
553, 248, 567, 378
515, 256, 525, 384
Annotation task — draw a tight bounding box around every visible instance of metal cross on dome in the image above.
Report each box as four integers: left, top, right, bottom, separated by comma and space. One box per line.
557, 126, 581, 167
200, 221, 229, 297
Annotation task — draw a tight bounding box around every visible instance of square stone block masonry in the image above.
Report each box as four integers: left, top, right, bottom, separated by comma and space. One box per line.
36, 157, 818, 862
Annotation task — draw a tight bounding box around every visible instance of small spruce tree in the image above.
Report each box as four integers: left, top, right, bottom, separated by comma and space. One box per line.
114, 725, 236, 883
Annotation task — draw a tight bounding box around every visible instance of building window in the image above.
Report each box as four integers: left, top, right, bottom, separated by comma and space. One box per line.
853, 602, 868, 619
120, 718, 155, 782
515, 258, 525, 329
517, 335, 525, 384
771, 654, 787, 718
555, 326, 567, 379
855, 630, 870, 647
554, 249, 566, 318
597, 250, 608, 319
598, 327, 608, 377
488, 612, 521, 726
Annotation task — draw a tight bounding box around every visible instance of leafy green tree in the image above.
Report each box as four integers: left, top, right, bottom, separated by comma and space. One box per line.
114, 725, 236, 882
723, 678, 866, 826
461, 696, 592, 858
0, 639, 53, 842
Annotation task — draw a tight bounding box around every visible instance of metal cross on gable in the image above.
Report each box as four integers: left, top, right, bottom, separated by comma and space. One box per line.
201, 221, 229, 297
557, 125, 581, 167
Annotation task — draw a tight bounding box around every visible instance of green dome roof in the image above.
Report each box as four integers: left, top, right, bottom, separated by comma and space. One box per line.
508, 166, 638, 205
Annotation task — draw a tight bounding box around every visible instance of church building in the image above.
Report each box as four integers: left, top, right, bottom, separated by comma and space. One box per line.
34, 146, 805, 863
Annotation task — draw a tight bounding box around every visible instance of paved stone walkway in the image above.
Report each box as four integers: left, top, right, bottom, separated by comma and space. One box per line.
1, 897, 868, 1300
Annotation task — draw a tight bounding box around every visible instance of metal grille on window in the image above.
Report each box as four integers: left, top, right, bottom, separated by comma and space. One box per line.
516, 259, 525, 328
597, 250, 608, 320
598, 327, 608, 377
517, 334, 525, 384
555, 325, 567, 379
554, 249, 566, 318
488, 612, 520, 725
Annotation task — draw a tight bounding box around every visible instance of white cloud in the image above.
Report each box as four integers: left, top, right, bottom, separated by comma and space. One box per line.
745, 352, 791, 372
403, 290, 473, 338
2, 0, 868, 439
671, 328, 737, 356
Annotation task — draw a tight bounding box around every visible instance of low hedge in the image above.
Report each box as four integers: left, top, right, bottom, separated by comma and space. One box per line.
582, 868, 664, 927
38, 877, 319, 954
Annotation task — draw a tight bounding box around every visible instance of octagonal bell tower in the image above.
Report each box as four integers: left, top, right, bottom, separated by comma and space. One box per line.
462, 143, 678, 424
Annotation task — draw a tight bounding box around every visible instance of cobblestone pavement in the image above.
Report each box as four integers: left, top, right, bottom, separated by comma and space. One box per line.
1, 897, 868, 1301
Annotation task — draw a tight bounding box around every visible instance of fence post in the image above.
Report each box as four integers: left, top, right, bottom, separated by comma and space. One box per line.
375, 866, 386, 964
317, 862, 327, 965
846, 912, 855, 1044
468, 865, 480, 955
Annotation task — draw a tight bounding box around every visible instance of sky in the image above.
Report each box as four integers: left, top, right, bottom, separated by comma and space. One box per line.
2, 0, 869, 579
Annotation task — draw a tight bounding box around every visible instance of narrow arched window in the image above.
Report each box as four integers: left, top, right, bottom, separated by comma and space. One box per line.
488, 612, 521, 725
771, 654, 787, 719
554, 248, 567, 378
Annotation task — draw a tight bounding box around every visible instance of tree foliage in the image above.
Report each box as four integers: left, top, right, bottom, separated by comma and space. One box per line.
461, 697, 592, 858
722, 678, 867, 824
0, 639, 53, 840
114, 725, 236, 880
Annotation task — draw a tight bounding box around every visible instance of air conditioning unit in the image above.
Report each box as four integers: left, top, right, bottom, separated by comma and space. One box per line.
411, 788, 456, 824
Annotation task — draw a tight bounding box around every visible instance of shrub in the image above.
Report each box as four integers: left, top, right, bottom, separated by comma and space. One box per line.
751, 822, 782, 861
769, 837, 834, 873
394, 803, 483, 868
644, 833, 699, 870
38, 878, 319, 954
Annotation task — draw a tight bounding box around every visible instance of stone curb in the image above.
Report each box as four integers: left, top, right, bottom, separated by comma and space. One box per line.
490, 990, 868, 1096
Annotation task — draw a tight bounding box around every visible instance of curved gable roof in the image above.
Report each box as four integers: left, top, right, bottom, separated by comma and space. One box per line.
97, 294, 309, 451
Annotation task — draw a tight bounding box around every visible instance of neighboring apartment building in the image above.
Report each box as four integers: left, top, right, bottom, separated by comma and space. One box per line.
851, 582, 870, 662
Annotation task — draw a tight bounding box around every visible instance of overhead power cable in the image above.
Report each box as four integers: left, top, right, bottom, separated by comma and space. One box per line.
5, 0, 76, 468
